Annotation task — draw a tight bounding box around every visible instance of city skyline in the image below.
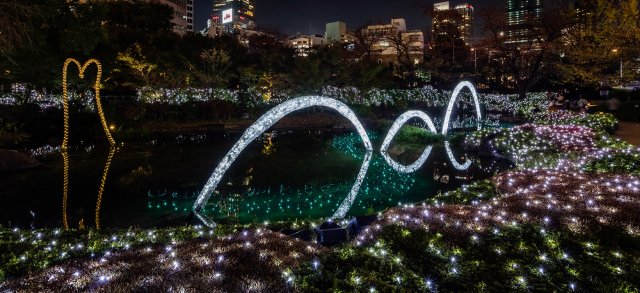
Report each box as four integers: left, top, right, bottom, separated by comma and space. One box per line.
195, 0, 504, 36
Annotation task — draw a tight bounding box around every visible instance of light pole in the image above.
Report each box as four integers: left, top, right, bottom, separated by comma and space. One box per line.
612, 48, 622, 81
471, 48, 477, 74
452, 38, 455, 65
620, 59, 623, 80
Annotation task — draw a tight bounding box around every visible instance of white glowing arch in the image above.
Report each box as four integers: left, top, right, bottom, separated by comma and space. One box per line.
441, 81, 482, 135
192, 96, 373, 227
380, 111, 437, 174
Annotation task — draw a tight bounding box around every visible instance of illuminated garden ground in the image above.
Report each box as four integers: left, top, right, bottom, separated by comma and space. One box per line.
2, 104, 640, 291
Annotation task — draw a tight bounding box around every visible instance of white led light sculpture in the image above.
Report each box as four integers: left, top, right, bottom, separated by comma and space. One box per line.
444, 141, 472, 171
380, 81, 481, 173
192, 96, 373, 228
380, 111, 437, 174
193, 82, 482, 227
441, 81, 482, 135
331, 150, 373, 220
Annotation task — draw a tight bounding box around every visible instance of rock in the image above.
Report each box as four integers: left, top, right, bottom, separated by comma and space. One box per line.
0, 149, 41, 171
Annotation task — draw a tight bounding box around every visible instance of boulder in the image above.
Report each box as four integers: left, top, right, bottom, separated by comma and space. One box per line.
0, 149, 40, 171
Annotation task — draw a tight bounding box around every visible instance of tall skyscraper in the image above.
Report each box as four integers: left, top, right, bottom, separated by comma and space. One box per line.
211, 0, 255, 35
506, 0, 543, 44
432, 1, 474, 46
454, 4, 474, 46
186, 0, 193, 32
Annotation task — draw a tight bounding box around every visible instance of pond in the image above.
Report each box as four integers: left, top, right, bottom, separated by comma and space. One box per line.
0, 129, 512, 228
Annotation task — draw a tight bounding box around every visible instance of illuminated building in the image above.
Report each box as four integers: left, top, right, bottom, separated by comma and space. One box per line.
211, 0, 256, 35
325, 21, 356, 44
432, 1, 474, 46
362, 19, 424, 64
506, 0, 543, 45
287, 34, 328, 57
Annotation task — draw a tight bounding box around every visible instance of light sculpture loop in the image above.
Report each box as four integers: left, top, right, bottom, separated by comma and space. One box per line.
441, 81, 482, 135
193, 82, 482, 228
192, 96, 373, 228
380, 110, 436, 174
444, 141, 472, 171
61, 58, 117, 230
380, 81, 480, 173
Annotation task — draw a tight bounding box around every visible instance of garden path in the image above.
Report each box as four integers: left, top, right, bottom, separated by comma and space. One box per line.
616, 121, 640, 146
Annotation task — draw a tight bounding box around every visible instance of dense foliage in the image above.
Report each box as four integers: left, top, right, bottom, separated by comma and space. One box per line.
584, 152, 640, 175
299, 224, 640, 292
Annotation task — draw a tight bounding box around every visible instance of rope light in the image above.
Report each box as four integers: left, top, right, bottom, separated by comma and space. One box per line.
61, 58, 117, 230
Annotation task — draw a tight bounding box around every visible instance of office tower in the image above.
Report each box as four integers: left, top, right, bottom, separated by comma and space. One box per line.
506, 0, 543, 44
432, 1, 474, 46
212, 0, 255, 35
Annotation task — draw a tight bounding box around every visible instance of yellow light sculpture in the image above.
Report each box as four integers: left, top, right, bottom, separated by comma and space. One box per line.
61, 58, 117, 230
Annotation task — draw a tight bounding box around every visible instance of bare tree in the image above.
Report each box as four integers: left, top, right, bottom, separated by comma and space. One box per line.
477, 1, 575, 97
0, 1, 35, 58
353, 25, 379, 59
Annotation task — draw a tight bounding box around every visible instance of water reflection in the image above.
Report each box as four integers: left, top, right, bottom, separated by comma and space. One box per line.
61, 147, 117, 230
380, 110, 437, 174
444, 141, 472, 171
94, 147, 117, 230
182, 131, 500, 224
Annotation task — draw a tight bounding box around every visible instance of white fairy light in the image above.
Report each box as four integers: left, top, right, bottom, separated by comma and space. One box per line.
193, 96, 373, 227
441, 81, 482, 135
380, 110, 436, 174
445, 141, 472, 171
193, 82, 483, 227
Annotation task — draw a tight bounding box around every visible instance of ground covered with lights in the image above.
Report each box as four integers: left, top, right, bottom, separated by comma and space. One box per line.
2, 111, 640, 292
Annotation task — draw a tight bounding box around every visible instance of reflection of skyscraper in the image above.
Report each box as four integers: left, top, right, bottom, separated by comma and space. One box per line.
506, 0, 543, 44
432, 1, 474, 46
212, 0, 255, 35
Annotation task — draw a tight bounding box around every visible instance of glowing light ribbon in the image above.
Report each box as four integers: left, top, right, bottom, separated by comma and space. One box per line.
380, 111, 436, 174
61, 58, 116, 230
441, 81, 482, 135
380, 81, 480, 173
192, 96, 373, 228
194, 82, 482, 227
445, 141, 472, 171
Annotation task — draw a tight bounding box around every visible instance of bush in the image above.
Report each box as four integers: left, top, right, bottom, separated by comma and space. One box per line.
583, 152, 640, 175
393, 125, 446, 144
0, 118, 30, 147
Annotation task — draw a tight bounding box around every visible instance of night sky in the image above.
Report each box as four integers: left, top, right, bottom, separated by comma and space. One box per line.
194, 0, 505, 36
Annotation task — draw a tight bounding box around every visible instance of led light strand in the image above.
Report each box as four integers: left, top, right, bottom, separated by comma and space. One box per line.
95, 147, 117, 230
380, 110, 436, 174
193, 96, 374, 228
61, 58, 116, 230
194, 82, 482, 227
441, 81, 482, 135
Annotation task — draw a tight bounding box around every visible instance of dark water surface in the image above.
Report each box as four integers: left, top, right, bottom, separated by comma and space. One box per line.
0, 130, 512, 228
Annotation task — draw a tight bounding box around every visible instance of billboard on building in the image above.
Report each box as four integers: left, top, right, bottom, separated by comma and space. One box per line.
222, 8, 233, 24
